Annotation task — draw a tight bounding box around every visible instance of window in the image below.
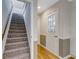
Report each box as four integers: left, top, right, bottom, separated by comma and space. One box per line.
48, 14, 56, 33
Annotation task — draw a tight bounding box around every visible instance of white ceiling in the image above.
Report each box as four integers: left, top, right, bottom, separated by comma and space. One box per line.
12, 0, 25, 9
38, 0, 59, 14
16, 0, 59, 14
12, 0, 25, 14
17, 0, 31, 3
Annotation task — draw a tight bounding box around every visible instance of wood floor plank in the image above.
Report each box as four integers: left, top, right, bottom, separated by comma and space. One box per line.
38, 44, 59, 59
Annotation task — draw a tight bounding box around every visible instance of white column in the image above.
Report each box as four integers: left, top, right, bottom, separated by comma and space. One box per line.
31, 0, 37, 59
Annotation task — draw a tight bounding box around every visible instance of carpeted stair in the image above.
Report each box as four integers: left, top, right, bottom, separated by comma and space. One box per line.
3, 13, 30, 59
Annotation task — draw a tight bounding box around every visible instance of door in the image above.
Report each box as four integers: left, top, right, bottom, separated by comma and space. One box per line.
46, 9, 59, 55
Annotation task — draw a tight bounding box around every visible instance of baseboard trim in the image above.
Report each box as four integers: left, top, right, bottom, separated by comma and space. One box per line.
62, 54, 76, 59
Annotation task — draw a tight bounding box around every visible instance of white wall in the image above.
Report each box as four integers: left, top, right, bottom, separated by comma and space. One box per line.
70, 0, 76, 56
2, 0, 13, 33
40, 0, 71, 38
40, 12, 48, 35
31, 0, 38, 59
37, 15, 40, 44
39, 0, 66, 55
39, 0, 76, 56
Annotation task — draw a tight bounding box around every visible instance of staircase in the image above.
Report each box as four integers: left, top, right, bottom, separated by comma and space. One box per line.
3, 13, 30, 59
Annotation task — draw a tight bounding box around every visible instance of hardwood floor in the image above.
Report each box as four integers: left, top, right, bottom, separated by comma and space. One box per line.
38, 44, 59, 59
37, 44, 75, 59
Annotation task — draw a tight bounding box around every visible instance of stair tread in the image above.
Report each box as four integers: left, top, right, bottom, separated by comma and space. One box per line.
9, 30, 26, 33
10, 26, 25, 28
8, 33, 26, 35
4, 53, 29, 59
8, 33, 27, 38
10, 28, 25, 30
4, 47, 30, 57
6, 41, 28, 45
5, 47, 29, 53
6, 37, 27, 43
9, 30, 26, 31
7, 37, 27, 39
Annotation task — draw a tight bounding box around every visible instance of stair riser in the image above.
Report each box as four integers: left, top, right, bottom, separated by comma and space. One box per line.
11, 20, 24, 22
9, 29, 26, 31
6, 38, 27, 43
8, 34, 27, 38
10, 27, 25, 29
11, 22, 24, 24
11, 24, 24, 26
10, 22, 24, 24
9, 30, 26, 33
5, 43, 29, 50
12, 19, 24, 20
10, 25, 25, 27
9, 28, 26, 30
10, 26, 25, 28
